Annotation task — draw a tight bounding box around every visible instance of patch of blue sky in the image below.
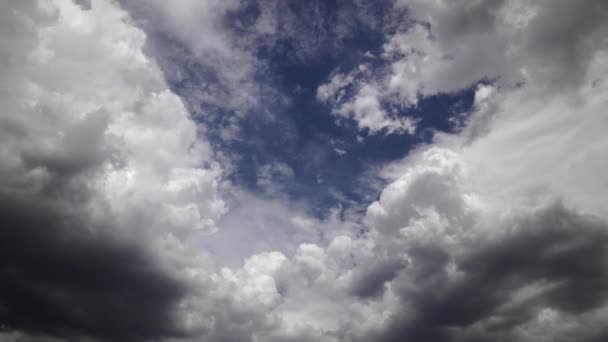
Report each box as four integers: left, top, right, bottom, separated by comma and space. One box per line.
144, 0, 479, 218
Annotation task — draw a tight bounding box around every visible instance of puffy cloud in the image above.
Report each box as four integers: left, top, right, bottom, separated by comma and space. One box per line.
0, 0, 226, 237
317, 65, 418, 134
269, 1, 608, 338
358, 204, 608, 342
366, 147, 480, 241
342, 8, 608, 336
220, 251, 286, 308
0, 0, 225, 340
318, 0, 608, 134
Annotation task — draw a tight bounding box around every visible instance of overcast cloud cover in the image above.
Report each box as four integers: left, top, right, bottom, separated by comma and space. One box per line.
1, 0, 607, 341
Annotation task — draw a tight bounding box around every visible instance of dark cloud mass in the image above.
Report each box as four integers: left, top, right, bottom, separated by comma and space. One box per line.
0, 1, 215, 340
370, 204, 608, 342
349, 257, 406, 299
0, 194, 187, 341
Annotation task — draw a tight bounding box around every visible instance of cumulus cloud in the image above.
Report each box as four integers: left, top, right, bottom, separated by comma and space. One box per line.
267, 1, 608, 340
359, 204, 608, 342
318, 0, 608, 135
0, 0, 225, 340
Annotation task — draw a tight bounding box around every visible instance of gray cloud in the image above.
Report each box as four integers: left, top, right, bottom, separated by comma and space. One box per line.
0, 1, 226, 340
0, 194, 187, 341
349, 257, 406, 298
318, 0, 608, 134
364, 204, 608, 342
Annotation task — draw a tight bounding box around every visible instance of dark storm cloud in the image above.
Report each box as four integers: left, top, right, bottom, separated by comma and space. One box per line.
0, 193, 187, 342
349, 257, 406, 298
368, 204, 608, 342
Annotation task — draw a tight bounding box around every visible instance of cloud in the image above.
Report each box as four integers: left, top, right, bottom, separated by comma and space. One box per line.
1, 1, 608, 341
317, 65, 418, 134
256, 162, 295, 194
267, 138, 608, 341
265, 0, 608, 335
0, 0, 225, 340
117, 0, 289, 136
318, 0, 608, 134
120, 0, 400, 142
336, 6, 608, 335
198, 190, 360, 268
360, 204, 608, 342
117, 0, 258, 116
0, 195, 186, 340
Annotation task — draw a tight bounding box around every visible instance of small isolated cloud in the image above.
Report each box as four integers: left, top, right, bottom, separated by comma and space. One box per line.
256, 162, 295, 192
334, 148, 347, 156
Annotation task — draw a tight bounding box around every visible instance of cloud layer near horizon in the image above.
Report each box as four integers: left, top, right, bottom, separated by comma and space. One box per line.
1, 1, 607, 341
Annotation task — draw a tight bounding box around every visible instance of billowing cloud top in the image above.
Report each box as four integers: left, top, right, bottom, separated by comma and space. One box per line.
1, 0, 607, 341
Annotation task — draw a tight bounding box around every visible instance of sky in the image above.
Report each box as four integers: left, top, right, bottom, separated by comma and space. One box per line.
0, 0, 607, 341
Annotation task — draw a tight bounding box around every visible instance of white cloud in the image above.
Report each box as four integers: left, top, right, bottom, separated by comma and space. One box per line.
256, 162, 295, 193
0, 0, 230, 337
318, 0, 608, 135
254, 1, 608, 340
2, 1, 608, 341
0, 0, 226, 238
366, 147, 480, 241
119, 0, 257, 113
318, 66, 417, 134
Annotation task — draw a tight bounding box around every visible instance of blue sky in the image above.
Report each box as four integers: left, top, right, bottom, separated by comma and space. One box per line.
141, 0, 479, 217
